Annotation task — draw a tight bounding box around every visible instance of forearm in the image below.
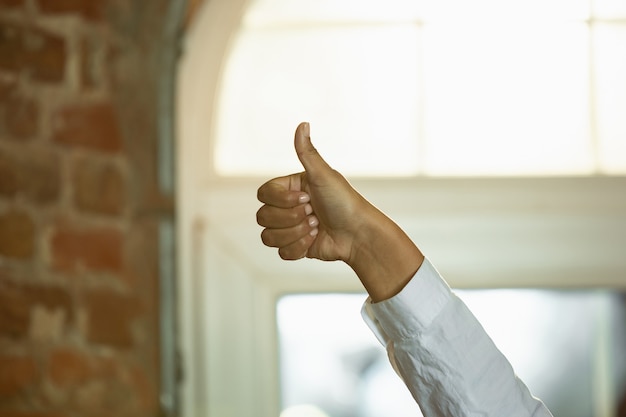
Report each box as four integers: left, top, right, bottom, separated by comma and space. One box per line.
346, 204, 424, 302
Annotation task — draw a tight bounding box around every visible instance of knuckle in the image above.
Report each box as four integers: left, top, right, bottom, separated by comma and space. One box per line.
287, 192, 301, 207
256, 208, 266, 226
295, 221, 307, 235
279, 237, 310, 261
288, 209, 301, 223
260, 229, 274, 246
257, 181, 273, 203
278, 248, 293, 260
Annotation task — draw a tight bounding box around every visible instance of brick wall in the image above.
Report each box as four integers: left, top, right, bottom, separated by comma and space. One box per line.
0, 1, 180, 416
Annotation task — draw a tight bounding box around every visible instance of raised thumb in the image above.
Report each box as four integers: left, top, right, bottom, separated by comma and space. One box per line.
294, 122, 331, 176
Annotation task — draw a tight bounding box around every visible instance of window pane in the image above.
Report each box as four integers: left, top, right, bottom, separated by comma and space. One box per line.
458, 290, 622, 417
422, 22, 592, 176
594, 24, 626, 174
422, 0, 588, 20
277, 294, 422, 417
214, 1, 624, 178
215, 26, 421, 176
246, 0, 423, 25
593, 0, 626, 19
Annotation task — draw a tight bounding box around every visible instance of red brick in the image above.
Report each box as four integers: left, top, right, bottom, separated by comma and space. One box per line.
84, 291, 140, 348
128, 365, 157, 411
0, 151, 19, 197
89, 355, 118, 379
46, 348, 149, 414
0, 286, 32, 338
0, 355, 38, 398
0, 149, 61, 203
52, 102, 123, 153
72, 157, 125, 216
45, 350, 147, 412
0, 22, 66, 83
49, 223, 124, 273
0, 209, 35, 259
0, 280, 72, 339
47, 348, 91, 387
64, 355, 139, 413
0, 0, 24, 8
80, 36, 98, 90
35, 0, 106, 22
72, 379, 128, 414
20, 150, 61, 204
0, 78, 16, 98
125, 219, 158, 290
3, 94, 39, 140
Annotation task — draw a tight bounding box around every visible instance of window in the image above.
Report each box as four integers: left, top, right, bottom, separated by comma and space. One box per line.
214, 0, 626, 177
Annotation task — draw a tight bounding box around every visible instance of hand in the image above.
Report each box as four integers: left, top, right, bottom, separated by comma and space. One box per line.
256, 122, 368, 262
256, 122, 424, 301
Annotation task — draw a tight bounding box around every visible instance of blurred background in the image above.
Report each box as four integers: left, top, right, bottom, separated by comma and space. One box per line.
1, 1, 625, 417
178, 1, 626, 417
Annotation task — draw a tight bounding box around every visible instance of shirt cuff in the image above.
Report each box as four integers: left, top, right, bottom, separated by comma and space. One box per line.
361, 258, 453, 345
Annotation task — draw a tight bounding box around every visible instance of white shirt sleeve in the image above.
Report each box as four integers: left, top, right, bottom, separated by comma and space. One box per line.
361, 258, 554, 417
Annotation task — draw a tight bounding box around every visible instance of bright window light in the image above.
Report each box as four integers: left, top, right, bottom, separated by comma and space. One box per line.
422, 21, 592, 176
245, 0, 422, 24
594, 0, 626, 19
276, 294, 422, 417
594, 24, 626, 174
214, 25, 421, 177
420, 0, 589, 20
214, 0, 626, 177
280, 404, 332, 417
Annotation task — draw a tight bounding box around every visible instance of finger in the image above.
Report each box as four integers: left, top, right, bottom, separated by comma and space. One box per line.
257, 176, 310, 207
294, 122, 332, 178
256, 203, 313, 228
278, 231, 318, 260
260, 215, 319, 248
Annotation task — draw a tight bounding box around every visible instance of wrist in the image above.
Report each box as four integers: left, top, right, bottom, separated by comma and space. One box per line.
346, 206, 424, 302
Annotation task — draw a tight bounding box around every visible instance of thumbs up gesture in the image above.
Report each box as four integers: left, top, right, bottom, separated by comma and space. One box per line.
256, 122, 365, 262
256, 122, 423, 302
